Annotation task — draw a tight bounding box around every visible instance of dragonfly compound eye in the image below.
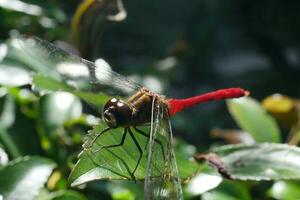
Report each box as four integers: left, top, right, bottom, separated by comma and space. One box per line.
103, 98, 133, 128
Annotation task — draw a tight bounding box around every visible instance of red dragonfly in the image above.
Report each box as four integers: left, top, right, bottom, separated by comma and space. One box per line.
16, 35, 249, 199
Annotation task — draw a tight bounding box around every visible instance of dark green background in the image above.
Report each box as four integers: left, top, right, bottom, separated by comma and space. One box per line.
1, 0, 300, 199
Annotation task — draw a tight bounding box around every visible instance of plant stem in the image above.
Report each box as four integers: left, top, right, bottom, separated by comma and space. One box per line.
0, 123, 21, 159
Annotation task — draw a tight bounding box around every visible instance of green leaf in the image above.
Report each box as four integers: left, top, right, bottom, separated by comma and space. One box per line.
69, 122, 198, 186
38, 91, 82, 130
0, 122, 21, 158
106, 181, 144, 200
12, 36, 125, 108
0, 93, 20, 158
33, 75, 75, 93
227, 97, 281, 143
0, 92, 20, 158
269, 181, 300, 200
212, 143, 300, 180
202, 180, 251, 200
40, 190, 88, 200
0, 62, 31, 87
0, 156, 56, 200
0, 89, 15, 129
6, 103, 40, 156
33, 75, 109, 107
0, 0, 43, 16
0, 146, 8, 166
0, 122, 21, 159
6, 37, 57, 74
184, 165, 223, 196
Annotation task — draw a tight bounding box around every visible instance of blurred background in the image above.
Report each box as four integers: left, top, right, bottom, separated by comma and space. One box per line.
1, 0, 300, 199
1, 0, 300, 148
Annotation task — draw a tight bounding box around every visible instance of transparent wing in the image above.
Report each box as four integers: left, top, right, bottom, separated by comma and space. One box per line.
13, 35, 141, 98
144, 98, 183, 200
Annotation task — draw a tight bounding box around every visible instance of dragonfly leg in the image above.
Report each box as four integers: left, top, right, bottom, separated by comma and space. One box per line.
128, 128, 143, 180
84, 127, 111, 149
93, 128, 128, 154
133, 127, 165, 161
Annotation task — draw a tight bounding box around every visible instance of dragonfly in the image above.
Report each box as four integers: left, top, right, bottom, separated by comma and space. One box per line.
15, 35, 249, 199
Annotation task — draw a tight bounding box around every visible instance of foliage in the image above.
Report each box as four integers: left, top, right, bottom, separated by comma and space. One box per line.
1, 0, 300, 200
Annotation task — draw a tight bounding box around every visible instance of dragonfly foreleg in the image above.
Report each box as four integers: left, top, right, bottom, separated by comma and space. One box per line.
84, 127, 110, 149
133, 127, 165, 161
128, 128, 143, 179
93, 128, 128, 154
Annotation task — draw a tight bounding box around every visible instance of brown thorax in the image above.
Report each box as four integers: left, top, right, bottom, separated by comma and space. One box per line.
102, 88, 167, 128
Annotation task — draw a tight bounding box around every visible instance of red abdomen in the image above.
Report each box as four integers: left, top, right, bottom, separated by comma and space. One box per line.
167, 88, 249, 116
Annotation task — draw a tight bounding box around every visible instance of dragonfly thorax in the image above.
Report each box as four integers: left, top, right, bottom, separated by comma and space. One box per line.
103, 88, 167, 128
103, 98, 133, 128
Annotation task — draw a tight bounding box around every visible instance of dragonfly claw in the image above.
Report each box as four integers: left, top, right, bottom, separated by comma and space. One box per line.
82, 142, 92, 149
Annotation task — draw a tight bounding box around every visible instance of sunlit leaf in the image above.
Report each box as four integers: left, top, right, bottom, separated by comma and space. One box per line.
38, 91, 82, 129
184, 166, 223, 197
227, 97, 281, 143
14, 35, 136, 103
212, 143, 300, 180
8, 87, 37, 105
33, 75, 75, 93
0, 93, 15, 129
202, 180, 251, 200
0, 156, 56, 200
0, 146, 9, 166
269, 181, 300, 200
106, 180, 143, 200
69, 122, 199, 186
0, 0, 43, 16
33, 75, 109, 107
0, 62, 31, 87
6, 37, 54, 73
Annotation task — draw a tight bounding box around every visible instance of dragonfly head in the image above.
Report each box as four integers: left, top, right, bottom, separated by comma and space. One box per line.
103, 98, 133, 128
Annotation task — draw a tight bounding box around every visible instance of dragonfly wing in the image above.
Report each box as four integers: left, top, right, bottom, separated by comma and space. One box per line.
144, 98, 183, 200
13, 35, 140, 97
